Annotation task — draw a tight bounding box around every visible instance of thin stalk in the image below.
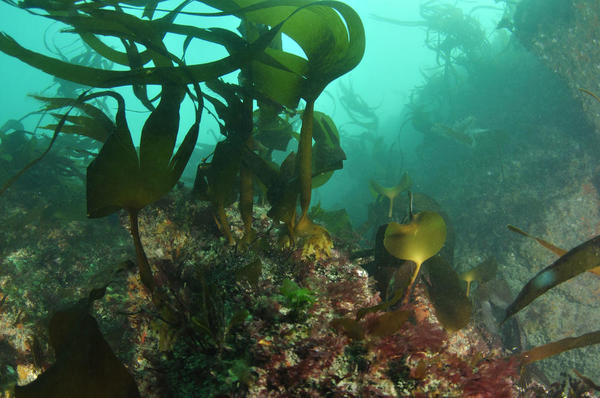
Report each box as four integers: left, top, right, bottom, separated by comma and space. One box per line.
128, 209, 156, 294
216, 204, 234, 245
297, 100, 315, 220
239, 165, 254, 238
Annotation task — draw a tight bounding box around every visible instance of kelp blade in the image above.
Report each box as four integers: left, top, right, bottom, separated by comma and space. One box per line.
507, 224, 567, 256
15, 306, 140, 398
503, 234, 600, 322
424, 256, 472, 332
521, 329, 600, 366
202, 0, 365, 103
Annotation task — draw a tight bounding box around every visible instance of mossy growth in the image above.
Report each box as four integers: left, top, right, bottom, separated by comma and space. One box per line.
276, 278, 316, 323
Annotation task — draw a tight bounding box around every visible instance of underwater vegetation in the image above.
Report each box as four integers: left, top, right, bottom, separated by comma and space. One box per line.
372, 0, 488, 72
0, 0, 371, 396
2, 0, 600, 397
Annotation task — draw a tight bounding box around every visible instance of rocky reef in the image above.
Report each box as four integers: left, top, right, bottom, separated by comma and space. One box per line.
513, 0, 600, 133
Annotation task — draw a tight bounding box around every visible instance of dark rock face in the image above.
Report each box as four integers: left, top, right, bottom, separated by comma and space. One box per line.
514, 0, 600, 134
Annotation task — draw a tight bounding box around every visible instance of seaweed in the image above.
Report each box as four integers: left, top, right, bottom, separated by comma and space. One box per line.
338, 78, 380, 132
503, 231, 600, 367
459, 257, 498, 297
208, 0, 365, 254
14, 289, 140, 398
503, 234, 600, 322
369, 172, 412, 219
423, 256, 472, 332
356, 207, 447, 320
277, 278, 316, 322
384, 210, 447, 290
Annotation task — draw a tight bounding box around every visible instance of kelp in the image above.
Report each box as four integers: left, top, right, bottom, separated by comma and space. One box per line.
384, 211, 447, 288
338, 79, 380, 131
193, 79, 253, 245
520, 330, 600, 366
203, 0, 366, 103
194, 140, 242, 245
308, 203, 354, 241
241, 110, 347, 249
573, 369, 600, 391
503, 234, 600, 322
179, 0, 362, 252
503, 224, 600, 367
424, 256, 472, 331
507, 224, 566, 256
459, 257, 498, 297
361, 224, 414, 302
373, 2, 487, 70
357, 209, 447, 320
0, 3, 368, 391
14, 290, 140, 398
507, 224, 600, 276
332, 308, 411, 341
35, 95, 115, 143
85, 83, 200, 302
310, 111, 346, 189
369, 172, 412, 219
0, 93, 85, 196
0, 1, 296, 90
202, 0, 364, 253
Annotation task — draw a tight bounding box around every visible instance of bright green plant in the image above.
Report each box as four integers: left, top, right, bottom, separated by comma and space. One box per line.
277, 278, 316, 321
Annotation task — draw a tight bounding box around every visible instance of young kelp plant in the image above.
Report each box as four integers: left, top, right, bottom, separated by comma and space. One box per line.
356, 194, 447, 315
369, 172, 412, 219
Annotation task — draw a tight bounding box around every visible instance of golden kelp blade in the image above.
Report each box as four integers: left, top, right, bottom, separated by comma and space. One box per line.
459, 257, 498, 297
503, 234, 600, 323
384, 211, 447, 266
330, 317, 365, 340
520, 329, 600, 366
365, 308, 411, 338
507, 224, 600, 275
332, 308, 410, 340
369, 172, 411, 218
425, 256, 472, 331
507, 224, 566, 256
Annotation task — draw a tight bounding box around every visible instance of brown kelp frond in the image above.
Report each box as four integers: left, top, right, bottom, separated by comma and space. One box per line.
459, 257, 498, 297
503, 234, 600, 323
579, 87, 600, 104
357, 211, 447, 320
572, 369, 600, 391
0, 91, 88, 196
508, 224, 600, 276
14, 290, 140, 398
370, 172, 412, 218
424, 256, 472, 332
0, 0, 292, 89
507, 224, 567, 256
519, 329, 600, 366
331, 307, 412, 341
